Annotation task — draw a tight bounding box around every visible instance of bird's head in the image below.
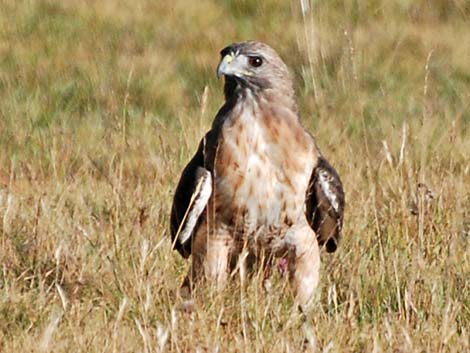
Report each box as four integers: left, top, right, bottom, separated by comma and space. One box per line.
217, 41, 293, 99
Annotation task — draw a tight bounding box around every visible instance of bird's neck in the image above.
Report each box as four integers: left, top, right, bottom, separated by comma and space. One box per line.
224, 79, 298, 117
223, 77, 238, 100
225, 88, 304, 143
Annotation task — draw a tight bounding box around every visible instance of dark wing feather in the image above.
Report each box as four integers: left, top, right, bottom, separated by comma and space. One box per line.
170, 147, 205, 258
170, 98, 234, 258
170, 130, 219, 258
306, 157, 345, 252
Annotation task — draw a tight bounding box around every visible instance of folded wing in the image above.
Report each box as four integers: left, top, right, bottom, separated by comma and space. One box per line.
306, 157, 345, 252
170, 141, 213, 258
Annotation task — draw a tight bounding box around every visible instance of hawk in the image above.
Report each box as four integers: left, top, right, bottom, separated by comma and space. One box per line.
170, 41, 345, 308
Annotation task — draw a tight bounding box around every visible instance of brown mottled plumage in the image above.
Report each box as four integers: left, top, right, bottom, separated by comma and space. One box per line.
170, 41, 345, 308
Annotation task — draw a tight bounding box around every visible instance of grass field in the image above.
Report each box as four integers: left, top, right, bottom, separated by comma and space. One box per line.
0, 0, 469, 351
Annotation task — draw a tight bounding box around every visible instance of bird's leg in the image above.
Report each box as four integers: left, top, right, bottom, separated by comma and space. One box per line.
204, 232, 233, 290
285, 222, 321, 311
182, 224, 233, 295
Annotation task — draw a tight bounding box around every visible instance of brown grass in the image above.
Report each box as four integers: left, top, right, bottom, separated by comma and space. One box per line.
0, 0, 469, 351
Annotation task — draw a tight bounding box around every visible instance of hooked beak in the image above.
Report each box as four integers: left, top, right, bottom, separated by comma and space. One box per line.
217, 53, 236, 78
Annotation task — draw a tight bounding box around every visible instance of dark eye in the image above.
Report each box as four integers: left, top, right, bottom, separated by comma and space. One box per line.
248, 56, 263, 67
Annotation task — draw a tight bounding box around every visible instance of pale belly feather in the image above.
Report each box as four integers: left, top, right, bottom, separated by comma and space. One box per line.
214, 112, 314, 239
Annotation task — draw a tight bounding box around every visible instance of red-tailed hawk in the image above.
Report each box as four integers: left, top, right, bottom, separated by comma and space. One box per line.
170, 41, 345, 308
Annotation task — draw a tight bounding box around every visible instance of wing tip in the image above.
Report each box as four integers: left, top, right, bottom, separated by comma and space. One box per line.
325, 236, 339, 253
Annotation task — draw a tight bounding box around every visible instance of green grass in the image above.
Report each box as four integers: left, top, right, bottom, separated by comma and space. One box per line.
0, 0, 469, 351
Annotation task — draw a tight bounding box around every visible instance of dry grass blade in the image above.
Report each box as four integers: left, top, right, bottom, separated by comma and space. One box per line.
0, 0, 468, 352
